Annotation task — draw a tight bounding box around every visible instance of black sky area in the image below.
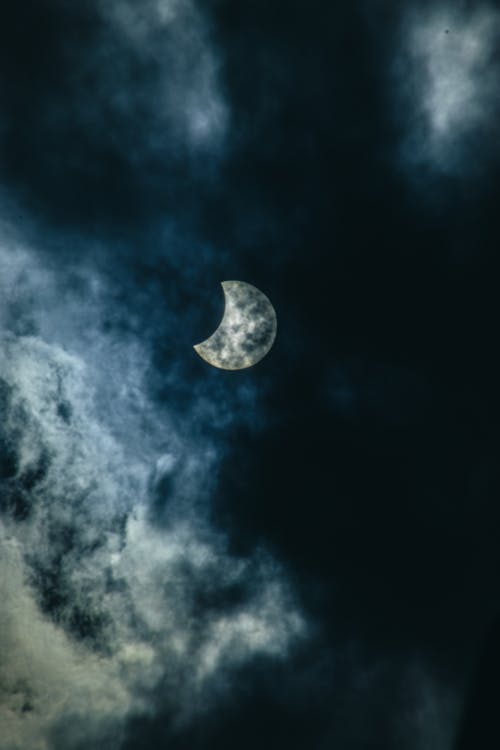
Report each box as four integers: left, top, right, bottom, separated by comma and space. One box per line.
1, 0, 500, 748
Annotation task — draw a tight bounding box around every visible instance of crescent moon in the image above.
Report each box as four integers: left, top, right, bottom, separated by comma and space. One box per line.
194, 281, 277, 370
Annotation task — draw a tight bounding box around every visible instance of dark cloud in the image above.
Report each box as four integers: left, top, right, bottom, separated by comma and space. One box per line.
0, 0, 227, 230
2, 0, 500, 748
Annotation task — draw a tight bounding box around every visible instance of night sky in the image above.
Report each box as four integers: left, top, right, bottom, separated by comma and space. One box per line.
1, 1, 500, 748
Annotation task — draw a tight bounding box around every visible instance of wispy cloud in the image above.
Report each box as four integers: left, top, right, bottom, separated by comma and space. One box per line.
0, 0, 229, 228
0, 224, 305, 750
394, 4, 500, 175
88, 0, 229, 157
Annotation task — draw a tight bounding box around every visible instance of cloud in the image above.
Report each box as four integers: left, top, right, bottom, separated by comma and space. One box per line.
394, 3, 500, 175
0, 0, 229, 227
0, 225, 305, 750
392, 662, 460, 750
97, 0, 229, 153
0, 530, 132, 750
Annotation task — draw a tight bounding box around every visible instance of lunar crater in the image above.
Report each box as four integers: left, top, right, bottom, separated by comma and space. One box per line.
194, 280, 277, 371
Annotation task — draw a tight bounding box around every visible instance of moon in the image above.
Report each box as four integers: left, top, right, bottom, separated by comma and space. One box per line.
194, 281, 277, 370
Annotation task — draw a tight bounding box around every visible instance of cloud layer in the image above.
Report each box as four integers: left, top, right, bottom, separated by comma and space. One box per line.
1, 1, 498, 747
0, 226, 304, 750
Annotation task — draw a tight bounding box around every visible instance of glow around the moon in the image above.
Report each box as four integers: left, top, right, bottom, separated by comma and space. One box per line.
194, 281, 277, 370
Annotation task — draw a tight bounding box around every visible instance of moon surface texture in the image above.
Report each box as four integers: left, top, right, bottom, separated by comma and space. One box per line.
194, 281, 277, 370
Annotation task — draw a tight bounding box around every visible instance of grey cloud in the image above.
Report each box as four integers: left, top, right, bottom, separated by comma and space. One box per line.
0, 225, 305, 749
397, 664, 462, 750
394, 4, 500, 176
342, 651, 460, 750
66, 0, 229, 171
0, 0, 229, 229
101, 0, 229, 152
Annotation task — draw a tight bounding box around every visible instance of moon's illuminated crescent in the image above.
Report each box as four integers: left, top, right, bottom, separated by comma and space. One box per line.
194, 281, 277, 370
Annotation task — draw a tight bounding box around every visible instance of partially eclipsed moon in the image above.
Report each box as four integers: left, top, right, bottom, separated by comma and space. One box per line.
194, 281, 277, 370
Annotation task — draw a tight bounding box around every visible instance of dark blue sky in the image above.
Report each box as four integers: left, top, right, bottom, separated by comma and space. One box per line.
1, 1, 500, 748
